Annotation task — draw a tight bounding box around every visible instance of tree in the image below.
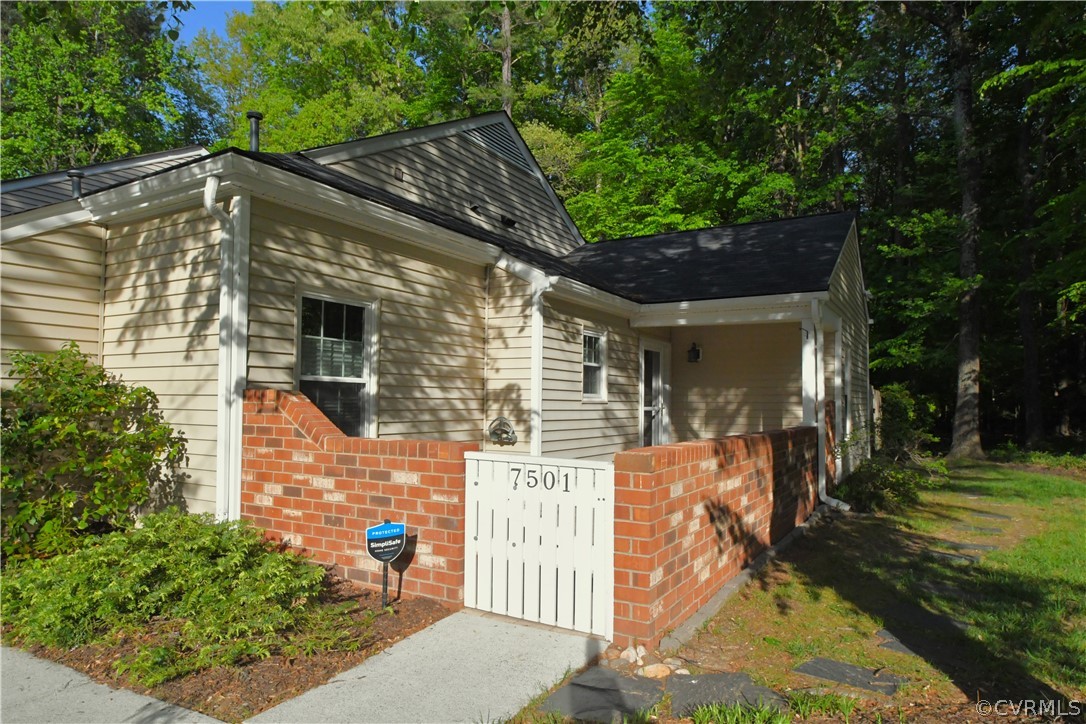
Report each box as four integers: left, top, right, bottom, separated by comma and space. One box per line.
190, 1, 420, 151
0, 1, 221, 178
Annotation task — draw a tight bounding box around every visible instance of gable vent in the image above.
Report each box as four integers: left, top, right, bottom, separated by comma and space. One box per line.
460, 122, 534, 174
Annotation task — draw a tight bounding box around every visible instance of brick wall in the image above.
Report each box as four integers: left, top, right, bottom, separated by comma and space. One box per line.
240, 389, 478, 604
612, 425, 820, 647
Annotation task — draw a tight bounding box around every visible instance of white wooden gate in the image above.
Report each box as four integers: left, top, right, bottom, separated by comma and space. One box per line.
464, 452, 613, 639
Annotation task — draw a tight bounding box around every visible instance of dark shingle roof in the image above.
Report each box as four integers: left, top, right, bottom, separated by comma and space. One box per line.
562, 212, 856, 304
1, 146, 208, 217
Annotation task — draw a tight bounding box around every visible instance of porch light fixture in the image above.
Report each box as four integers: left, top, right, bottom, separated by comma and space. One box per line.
487, 416, 518, 445
687, 343, 702, 363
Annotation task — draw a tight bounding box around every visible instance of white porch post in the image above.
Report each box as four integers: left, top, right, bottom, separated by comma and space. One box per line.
801, 319, 817, 425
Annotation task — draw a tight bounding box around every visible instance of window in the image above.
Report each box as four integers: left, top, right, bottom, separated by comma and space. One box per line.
299, 296, 370, 436
582, 331, 606, 400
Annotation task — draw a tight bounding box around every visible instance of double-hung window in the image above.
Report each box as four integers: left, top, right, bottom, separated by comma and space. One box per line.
299, 295, 371, 436
582, 331, 606, 400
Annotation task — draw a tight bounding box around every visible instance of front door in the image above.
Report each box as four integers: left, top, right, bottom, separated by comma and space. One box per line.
641, 342, 670, 447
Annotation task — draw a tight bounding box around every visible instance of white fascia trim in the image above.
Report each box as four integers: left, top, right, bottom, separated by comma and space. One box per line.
550, 276, 640, 316
495, 252, 550, 287
1, 200, 93, 243
632, 291, 829, 328
82, 155, 239, 223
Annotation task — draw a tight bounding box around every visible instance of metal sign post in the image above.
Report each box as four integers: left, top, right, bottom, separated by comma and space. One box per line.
365, 520, 406, 607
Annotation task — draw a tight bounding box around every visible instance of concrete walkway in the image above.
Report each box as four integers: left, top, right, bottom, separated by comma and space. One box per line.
249, 610, 607, 723
1, 611, 605, 724
1, 646, 218, 724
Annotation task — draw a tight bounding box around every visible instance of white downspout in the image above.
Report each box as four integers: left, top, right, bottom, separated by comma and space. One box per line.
204, 177, 248, 521
529, 274, 558, 457
495, 253, 557, 457
812, 300, 850, 512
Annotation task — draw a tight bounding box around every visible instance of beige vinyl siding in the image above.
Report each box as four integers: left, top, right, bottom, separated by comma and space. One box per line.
824, 329, 836, 403
540, 299, 640, 460
827, 226, 871, 471
1, 224, 105, 381
247, 199, 486, 442
670, 324, 803, 440
102, 207, 221, 514
327, 133, 581, 257
484, 267, 533, 453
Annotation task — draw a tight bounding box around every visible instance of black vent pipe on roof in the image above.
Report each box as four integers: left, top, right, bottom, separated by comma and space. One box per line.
247, 111, 264, 152
67, 169, 85, 199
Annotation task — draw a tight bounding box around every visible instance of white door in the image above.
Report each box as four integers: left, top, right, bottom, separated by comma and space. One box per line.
641, 341, 670, 447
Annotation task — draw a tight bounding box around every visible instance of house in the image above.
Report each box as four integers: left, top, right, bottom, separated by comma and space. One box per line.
1, 112, 870, 644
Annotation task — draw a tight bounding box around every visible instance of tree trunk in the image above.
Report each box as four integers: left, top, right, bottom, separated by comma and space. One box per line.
1015, 50, 1044, 449
500, 3, 513, 117
948, 3, 985, 459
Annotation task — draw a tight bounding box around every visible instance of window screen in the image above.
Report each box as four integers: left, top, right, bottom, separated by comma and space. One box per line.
299, 297, 368, 436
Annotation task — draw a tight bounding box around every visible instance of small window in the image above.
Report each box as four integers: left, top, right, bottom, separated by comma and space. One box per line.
582, 331, 606, 400
299, 296, 370, 436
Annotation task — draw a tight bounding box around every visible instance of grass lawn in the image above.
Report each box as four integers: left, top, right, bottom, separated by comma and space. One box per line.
514, 462, 1085, 722
675, 461, 1086, 721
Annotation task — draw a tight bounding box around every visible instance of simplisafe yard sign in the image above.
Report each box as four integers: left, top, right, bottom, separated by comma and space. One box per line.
366, 521, 406, 562
366, 520, 406, 607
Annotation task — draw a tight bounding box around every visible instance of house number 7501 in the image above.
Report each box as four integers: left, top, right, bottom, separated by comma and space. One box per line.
509, 466, 571, 492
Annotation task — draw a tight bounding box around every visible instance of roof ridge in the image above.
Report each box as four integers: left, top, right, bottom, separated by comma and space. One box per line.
298, 112, 510, 161
583, 210, 857, 247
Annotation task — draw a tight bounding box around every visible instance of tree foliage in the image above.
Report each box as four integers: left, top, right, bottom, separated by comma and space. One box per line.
2, 1, 1082, 449
0, 1, 221, 178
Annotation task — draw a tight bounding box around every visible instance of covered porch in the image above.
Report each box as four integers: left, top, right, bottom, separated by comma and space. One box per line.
634, 293, 857, 481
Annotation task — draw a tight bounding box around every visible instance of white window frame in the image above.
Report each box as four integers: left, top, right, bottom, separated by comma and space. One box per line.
294, 290, 379, 437
582, 329, 607, 402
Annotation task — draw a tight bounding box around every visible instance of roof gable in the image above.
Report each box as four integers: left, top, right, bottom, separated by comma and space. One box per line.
301, 113, 584, 255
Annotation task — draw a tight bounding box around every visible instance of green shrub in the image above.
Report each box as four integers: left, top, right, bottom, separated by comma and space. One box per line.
837, 384, 943, 513
836, 458, 932, 512
876, 383, 939, 461
1, 343, 187, 558
0, 510, 351, 685
989, 442, 1086, 473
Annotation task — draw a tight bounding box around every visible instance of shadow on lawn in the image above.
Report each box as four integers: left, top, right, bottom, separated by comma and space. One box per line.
781, 513, 1084, 712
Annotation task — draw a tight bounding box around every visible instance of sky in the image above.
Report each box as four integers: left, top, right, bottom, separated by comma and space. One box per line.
176, 1, 253, 45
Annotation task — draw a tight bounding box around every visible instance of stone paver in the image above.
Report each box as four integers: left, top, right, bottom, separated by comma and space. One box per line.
971, 511, 1012, 520
538, 667, 664, 723
794, 657, 909, 695
938, 540, 998, 552
667, 673, 787, 717
925, 549, 980, 564
876, 629, 919, 657
953, 524, 1002, 534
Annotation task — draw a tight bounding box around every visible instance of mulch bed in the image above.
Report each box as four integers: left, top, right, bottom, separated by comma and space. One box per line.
12, 575, 452, 723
